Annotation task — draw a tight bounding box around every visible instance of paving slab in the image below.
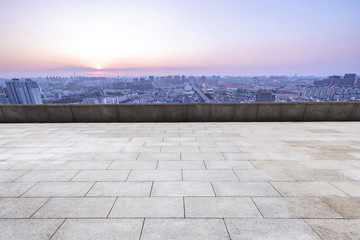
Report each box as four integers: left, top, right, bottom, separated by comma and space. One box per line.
108, 160, 157, 169
212, 182, 280, 197
157, 161, 205, 170
204, 161, 255, 170
87, 182, 152, 196
127, 170, 182, 181
331, 182, 360, 197
109, 197, 184, 218
0, 198, 48, 218
226, 219, 321, 240
0, 219, 64, 240
185, 197, 262, 218
253, 197, 342, 218
320, 197, 360, 218
306, 219, 360, 240
71, 170, 129, 181
234, 169, 295, 181
183, 170, 239, 181
0, 171, 28, 182
271, 182, 348, 197
141, 219, 229, 240
0, 182, 37, 197
17, 170, 78, 181
52, 219, 143, 240
23, 182, 94, 197
151, 182, 215, 196
33, 197, 115, 218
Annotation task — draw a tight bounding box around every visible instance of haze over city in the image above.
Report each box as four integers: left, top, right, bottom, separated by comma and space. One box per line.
0, 0, 359, 77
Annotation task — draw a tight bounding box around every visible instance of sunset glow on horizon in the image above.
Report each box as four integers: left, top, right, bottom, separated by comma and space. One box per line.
0, 0, 359, 77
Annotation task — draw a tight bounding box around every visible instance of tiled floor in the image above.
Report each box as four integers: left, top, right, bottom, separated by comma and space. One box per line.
0, 122, 360, 239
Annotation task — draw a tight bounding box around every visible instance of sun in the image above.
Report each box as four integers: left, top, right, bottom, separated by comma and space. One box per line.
94, 65, 103, 71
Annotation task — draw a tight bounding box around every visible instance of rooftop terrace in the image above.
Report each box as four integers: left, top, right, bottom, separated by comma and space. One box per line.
0, 122, 360, 239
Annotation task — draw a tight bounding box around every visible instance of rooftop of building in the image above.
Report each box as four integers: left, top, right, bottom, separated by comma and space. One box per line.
0, 121, 360, 239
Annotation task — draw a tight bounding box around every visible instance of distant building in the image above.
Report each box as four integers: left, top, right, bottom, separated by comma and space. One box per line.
255, 90, 275, 102
0, 87, 9, 104
5, 79, 43, 104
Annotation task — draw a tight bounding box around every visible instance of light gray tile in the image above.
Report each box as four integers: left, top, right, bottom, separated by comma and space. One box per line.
108, 161, 157, 169
157, 161, 205, 170
0, 219, 63, 240
87, 182, 152, 196
185, 197, 261, 218
234, 169, 295, 181
331, 182, 360, 197
306, 219, 360, 240
52, 219, 143, 240
0, 171, 27, 182
339, 169, 360, 181
285, 169, 355, 182
109, 197, 183, 218
183, 170, 238, 181
127, 170, 182, 181
181, 152, 225, 161
226, 219, 321, 240
0, 198, 48, 218
321, 197, 360, 218
0, 182, 36, 197
205, 161, 255, 170
71, 170, 129, 181
94, 153, 139, 161
33, 197, 115, 218
271, 182, 348, 197
253, 197, 342, 218
213, 182, 280, 197
17, 170, 78, 181
138, 153, 180, 161
151, 182, 215, 196
23, 182, 93, 197
141, 219, 229, 240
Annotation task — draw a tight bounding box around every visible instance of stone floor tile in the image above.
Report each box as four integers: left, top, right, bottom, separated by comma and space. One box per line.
185, 197, 262, 218
331, 182, 360, 197
253, 197, 342, 218
127, 170, 182, 181
181, 152, 225, 161
141, 219, 229, 240
138, 153, 180, 161
339, 169, 360, 181
321, 197, 360, 218
87, 182, 152, 196
0, 182, 36, 197
33, 197, 115, 218
109, 197, 183, 218
204, 161, 255, 170
0, 219, 64, 240
151, 182, 215, 196
94, 153, 139, 161
0, 171, 28, 182
157, 161, 205, 170
71, 170, 129, 181
250, 160, 305, 170
285, 169, 355, 182
183, 170, 239, 181
108, 161, 157, 169
17, 170, 78, 181
51, 153, 97, 161
122, 147, 160, 153
161, 146, 200, 153
226, 219, 321, 240
234, 169, 295, 181
212, 182, 280, 197
0, 198, 48, 218
52, 219, 143, 240
271, 182, 348, 197
0, 161, 17, 170
306, 219, 360, 240
23, 182, 93, 197
297, 160, 357, 169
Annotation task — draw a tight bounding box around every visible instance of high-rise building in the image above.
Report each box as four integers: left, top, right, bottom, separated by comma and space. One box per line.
255, 90, 275, 102
5, 79, 43, 104
0, 87, 9, 104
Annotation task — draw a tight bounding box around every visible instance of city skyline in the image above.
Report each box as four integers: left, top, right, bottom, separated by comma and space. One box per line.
0, 0, 359, 77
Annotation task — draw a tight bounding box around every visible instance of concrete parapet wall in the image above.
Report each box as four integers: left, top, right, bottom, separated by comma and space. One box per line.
0, 102, 359, 123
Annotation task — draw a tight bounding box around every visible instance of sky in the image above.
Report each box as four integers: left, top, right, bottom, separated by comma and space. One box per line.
0, 0, 359, 77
